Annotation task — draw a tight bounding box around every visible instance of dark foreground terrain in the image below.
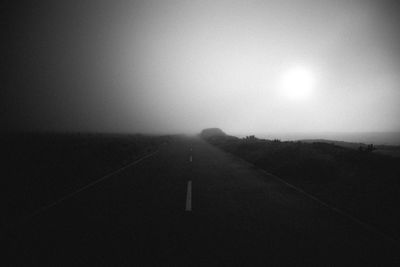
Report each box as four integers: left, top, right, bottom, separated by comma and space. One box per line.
3, 133, 400, 266
1, 133, 168, 231
202, 129, 400, 241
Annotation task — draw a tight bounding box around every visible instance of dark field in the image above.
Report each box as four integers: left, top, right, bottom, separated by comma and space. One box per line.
202, 132, 400, 240
1, 133, 169, 232
3, 132, 400, 265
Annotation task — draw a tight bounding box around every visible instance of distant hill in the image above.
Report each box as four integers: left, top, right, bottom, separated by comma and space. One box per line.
200, 128, 227, 138
200, 128, 238, 142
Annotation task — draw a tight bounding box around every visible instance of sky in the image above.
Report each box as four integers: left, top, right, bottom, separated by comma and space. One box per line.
3, 0, 400, 135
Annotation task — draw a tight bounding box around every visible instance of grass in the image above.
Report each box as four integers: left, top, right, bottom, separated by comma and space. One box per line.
202, 133, 400, 239
1, 132, 169, 230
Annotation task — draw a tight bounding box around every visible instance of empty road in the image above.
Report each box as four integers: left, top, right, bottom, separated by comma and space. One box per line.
6, 136, 400, 266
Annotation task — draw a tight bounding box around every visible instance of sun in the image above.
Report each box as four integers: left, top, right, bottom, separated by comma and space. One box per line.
279, 66, 316, 100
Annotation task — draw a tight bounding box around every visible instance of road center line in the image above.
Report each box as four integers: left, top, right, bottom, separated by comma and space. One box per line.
185, 181, 192, 211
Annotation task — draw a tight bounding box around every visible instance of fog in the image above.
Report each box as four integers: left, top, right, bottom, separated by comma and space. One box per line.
4, 0, 400, 136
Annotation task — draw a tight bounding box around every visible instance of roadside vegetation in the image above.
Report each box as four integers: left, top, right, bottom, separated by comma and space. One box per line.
1, 133, 169, 229
201, 129, 400, 239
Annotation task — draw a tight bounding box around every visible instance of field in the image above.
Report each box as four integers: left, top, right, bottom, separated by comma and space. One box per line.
1, 133, 169, 231
202, 131, 400, 240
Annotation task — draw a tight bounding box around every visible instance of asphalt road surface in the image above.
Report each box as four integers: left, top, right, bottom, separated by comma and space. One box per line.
6, 136, 400, 266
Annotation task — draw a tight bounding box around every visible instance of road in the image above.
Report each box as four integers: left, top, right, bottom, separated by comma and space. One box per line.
6, 136, 400, 266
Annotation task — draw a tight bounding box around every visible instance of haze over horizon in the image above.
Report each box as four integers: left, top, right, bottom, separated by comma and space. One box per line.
4, 0, 400, 137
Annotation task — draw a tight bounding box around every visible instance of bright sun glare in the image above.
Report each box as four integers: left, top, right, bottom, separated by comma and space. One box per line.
279, 66, 316, 100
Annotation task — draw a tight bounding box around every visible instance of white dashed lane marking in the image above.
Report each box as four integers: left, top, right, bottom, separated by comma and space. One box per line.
185, 181, 192, 211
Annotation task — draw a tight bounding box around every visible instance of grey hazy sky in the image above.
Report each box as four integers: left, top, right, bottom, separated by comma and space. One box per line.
4, 0, 400, 134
